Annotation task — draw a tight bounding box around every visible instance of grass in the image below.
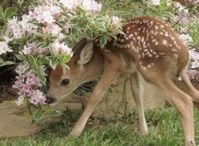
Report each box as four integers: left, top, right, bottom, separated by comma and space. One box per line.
1, 107, 199, 146
189, 20, 199, 48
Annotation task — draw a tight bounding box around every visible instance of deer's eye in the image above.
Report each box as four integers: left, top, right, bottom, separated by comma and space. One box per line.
61, 79, 70, 86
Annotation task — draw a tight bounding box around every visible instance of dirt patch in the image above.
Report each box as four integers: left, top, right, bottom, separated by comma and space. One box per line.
0, 101, 39, 138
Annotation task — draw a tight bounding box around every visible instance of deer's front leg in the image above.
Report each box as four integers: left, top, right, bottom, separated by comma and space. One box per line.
69, 58, 124, 137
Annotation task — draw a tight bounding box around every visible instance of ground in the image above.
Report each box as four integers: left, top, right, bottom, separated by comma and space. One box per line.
0, 108, 199, 146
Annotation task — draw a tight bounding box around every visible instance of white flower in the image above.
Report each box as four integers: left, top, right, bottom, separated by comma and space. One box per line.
0, 41, 12, 55
15, 95, 24, 106
167, 0, 172, 6
19, 15, 38, 34
173, 2, 185, 12
3, 36, 12, 43
49, 5, 62, 17
82, 0, 102, 14
42, 23, 62, 36
51, 40, 72, 56
189, 49, 199, 69
150, 0, 160, 6
111, 16, 121, 26
19, 15, 32, 29
59, 0, 79, 11
15, 63, 29, 75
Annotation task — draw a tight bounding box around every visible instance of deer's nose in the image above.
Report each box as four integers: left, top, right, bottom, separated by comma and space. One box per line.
46, 96, 56, 104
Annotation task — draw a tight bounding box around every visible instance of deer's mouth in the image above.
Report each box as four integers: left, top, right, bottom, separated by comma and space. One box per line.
45, 96, 57, 104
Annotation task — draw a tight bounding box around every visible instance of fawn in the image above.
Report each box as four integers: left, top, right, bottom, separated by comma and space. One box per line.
47, 16, 199, 146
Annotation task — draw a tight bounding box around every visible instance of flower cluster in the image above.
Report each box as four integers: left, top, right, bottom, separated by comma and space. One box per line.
59, 0, 102, 16
171, 2, 199, 81
22, 42, 46, 55
51, 40, 72, 56
13, 63, 46, 106
189, 49, 199, 69
7, 16, 38, 39
187, 70, 199, 81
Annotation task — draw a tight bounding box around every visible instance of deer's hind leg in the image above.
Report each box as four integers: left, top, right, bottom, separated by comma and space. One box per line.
141, 69, 195, 146
130, 72, 148, 136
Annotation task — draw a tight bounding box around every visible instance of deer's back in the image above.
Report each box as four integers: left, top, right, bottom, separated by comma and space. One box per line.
114, 16, 189, 76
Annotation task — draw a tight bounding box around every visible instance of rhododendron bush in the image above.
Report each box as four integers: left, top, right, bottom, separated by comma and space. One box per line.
1, 0, 122, 107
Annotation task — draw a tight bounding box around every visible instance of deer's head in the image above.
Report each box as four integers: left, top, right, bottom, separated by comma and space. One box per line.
46, 39, 104, 104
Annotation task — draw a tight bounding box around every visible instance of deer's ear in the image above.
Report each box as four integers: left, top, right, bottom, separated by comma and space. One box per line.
77, 42, 94, 65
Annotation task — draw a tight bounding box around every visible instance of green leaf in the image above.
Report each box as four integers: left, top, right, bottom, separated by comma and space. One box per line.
160, 0, 168, 7
0, 61, 15, 67
99, 35, 109, 48
43, 108, 62, 117
28, 55, 37, 70
0, 6, 4, 20
32, 108, 42, 124
49, 58, 59, 70
0, 57, 3, 63
16, 54, 25, 60
37, 72, 46, 85
5, 7, 17, 19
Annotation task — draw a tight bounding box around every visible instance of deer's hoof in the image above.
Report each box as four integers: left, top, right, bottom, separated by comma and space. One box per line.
68, 130, 81, 139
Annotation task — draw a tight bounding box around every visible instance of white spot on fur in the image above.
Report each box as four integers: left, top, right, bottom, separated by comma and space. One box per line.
162, 40, 167, 46
155, 41, 159, 46
155, 26, 159, 30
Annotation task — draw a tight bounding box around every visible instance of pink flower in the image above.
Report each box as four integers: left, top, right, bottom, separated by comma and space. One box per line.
187, 70, 199, 81
13, 65, 46, 106
22, 42, 36, 55
59, 0, 79, 11
29, 5, 55, 24
42, 23, 62, 36
22, 42, 46, 55
29, 90, 46, 105
189, 49, 199, 69
26, 74, 40, 86
36, 47, 46, 54
12, 76, 24, 89
21, 84, 31, 94
7, 17, 23, 39
175, 13, 189, 25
